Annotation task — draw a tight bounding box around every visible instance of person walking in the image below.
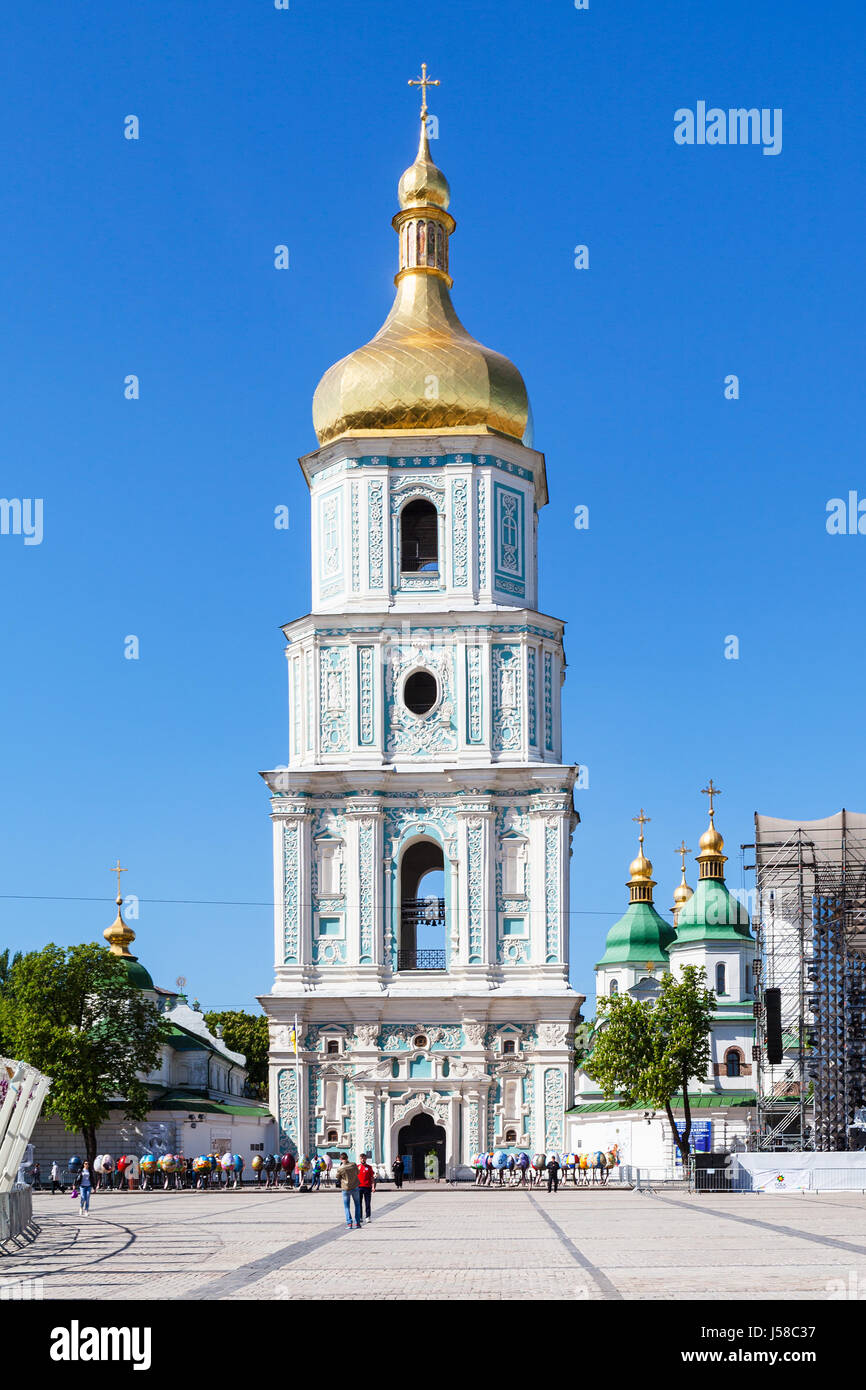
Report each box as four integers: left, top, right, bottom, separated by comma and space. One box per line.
31, 1162, 41, 1192
546, 1153, 560, 1194
357, 1153, 375, 1222
335, 1153, 362, 1229
391, 1154, 404, 1190
79, 1162, 92, 1215
50, 1160, 60, 1195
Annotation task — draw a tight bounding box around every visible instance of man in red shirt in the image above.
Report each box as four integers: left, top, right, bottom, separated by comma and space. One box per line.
357, 1153, 376, 1223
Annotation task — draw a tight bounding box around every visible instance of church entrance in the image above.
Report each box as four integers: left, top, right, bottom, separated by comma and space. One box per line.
397, 1111, 446, 1179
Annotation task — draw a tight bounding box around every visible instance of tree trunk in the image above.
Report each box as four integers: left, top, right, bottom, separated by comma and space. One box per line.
82, 1124, 97, 1173
664, 1099, 690, 1165
680, 1067, 693, 1162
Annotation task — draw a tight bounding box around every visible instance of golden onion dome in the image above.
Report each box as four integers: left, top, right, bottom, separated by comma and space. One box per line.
397, 138, 450, 211
312, 115, 530, 448
629, 850, 654, 883
673, 878, 694, 907
699, 823, 725, 855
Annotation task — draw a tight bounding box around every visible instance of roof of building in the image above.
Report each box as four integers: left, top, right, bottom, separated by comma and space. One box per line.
567, 1092, 757, 1115
595, 900, 675, 969
149, 1089, 272, 1118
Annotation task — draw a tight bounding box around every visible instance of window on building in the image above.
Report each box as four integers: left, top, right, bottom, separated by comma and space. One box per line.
403, 669, 438, 714
725, 1049, 741, 1078
327, 1129, 338, 1142
413, 1034, 428, 1048
327, 1039, 340, 1055
400, 498, 438, 572
716, 963, 727, 995
505, 1129, 517, 1143
610, 979, 619, 995
503, 1039, 516, 1054
745, 964, 751, 994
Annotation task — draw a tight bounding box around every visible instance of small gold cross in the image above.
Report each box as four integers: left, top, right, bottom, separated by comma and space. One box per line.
408, 62, 440, 119
675, 839, 691, 872
110, 859, 127, 901
701, 779, 721, 818
632, 808, 651, 845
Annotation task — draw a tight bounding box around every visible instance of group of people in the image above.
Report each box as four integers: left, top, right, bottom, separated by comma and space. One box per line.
473, 1149, 620, 1189
333, 1153, 378, 1228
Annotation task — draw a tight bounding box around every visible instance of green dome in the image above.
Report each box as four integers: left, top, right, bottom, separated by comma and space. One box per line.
117, 956, 155, 991
595, 900, 675, 970
671, 877, 751, 946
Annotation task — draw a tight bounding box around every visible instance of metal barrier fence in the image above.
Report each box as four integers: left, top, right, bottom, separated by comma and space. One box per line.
0, 1187, 37, 1252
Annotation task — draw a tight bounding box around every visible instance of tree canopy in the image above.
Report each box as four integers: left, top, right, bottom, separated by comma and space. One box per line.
584, 965, 715, 1162
203, 1009, 269, 1097
0, 942, 167, 1165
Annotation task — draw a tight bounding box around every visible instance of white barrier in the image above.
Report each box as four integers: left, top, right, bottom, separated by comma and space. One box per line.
0, 1059, 52, 1195
733, 1153, 866, 1192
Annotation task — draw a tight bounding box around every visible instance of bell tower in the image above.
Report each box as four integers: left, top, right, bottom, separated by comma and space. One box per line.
260, 71, 583, 1171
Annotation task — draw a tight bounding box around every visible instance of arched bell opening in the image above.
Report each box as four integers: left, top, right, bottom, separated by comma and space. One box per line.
400, 498, 439, 573
398, 839, 446, 971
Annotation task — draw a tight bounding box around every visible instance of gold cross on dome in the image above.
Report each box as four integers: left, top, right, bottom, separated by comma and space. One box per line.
676, 839, 691, 872
110, 859, 127, 900
633, 808, 650, 845
701, 779, 721, 818
408, 62, 440, 119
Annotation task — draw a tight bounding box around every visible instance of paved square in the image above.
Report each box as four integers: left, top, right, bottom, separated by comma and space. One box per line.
5, 1184, 866, 1300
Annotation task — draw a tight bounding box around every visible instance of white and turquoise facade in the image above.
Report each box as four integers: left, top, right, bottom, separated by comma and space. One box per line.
259, 433, 583, 1171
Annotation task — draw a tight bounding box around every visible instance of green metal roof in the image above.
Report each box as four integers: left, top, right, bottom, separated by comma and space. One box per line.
671, 877, 752, 945
149, 1089, 271, 1118
567, 1091, 756, 1115
118, 956, 155, 990
595, 900, 675, 969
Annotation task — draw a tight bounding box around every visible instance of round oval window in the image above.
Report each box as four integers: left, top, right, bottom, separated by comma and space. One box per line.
403, 670, 438, 715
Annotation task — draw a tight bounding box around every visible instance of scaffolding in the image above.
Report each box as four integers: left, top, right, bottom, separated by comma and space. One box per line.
744, 812, 866, 1151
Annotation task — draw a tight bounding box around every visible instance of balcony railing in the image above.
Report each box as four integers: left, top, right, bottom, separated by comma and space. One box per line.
399, 897, 446, 971
397, 949, 447, 972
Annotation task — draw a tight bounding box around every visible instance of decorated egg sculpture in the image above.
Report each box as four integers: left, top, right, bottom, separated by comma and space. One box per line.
251, 1154, 263, 1172
532, 1153, 546, 1170
517, 1152, 531, 1170
314, 1156, 326, 1172
116, 1155, 128, 1173
193, 1155, 211, 1173
263, 1154, 276, 1172
69, 1155, 83, 1171
233, 1154, 244, 1172
297, 1155, 310, 1173
471, 1153, 484, 1169
220, 1152, 234, 1171
140, 1154, 157, 1174
101, 1154, 113, 1172
125, 1155, 141, 1179
280, 1153, 293, 1172
578, 1152, 589, 1170
592, 1151, 606, 1167
93, 1155, 105, 1174
495, 1150, 509, 1168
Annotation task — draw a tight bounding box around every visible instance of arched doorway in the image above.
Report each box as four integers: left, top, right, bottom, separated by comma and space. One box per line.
397, 1110, 446, 1179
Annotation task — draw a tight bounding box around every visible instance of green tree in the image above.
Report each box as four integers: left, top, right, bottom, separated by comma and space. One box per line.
2, 942, 167, 1168
585, 965, 715, 1163
0, 948, 23, 1055
203, 1010, 269, 1097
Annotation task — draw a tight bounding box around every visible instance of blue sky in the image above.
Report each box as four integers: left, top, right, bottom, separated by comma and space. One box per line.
1, 0, 864, 1014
